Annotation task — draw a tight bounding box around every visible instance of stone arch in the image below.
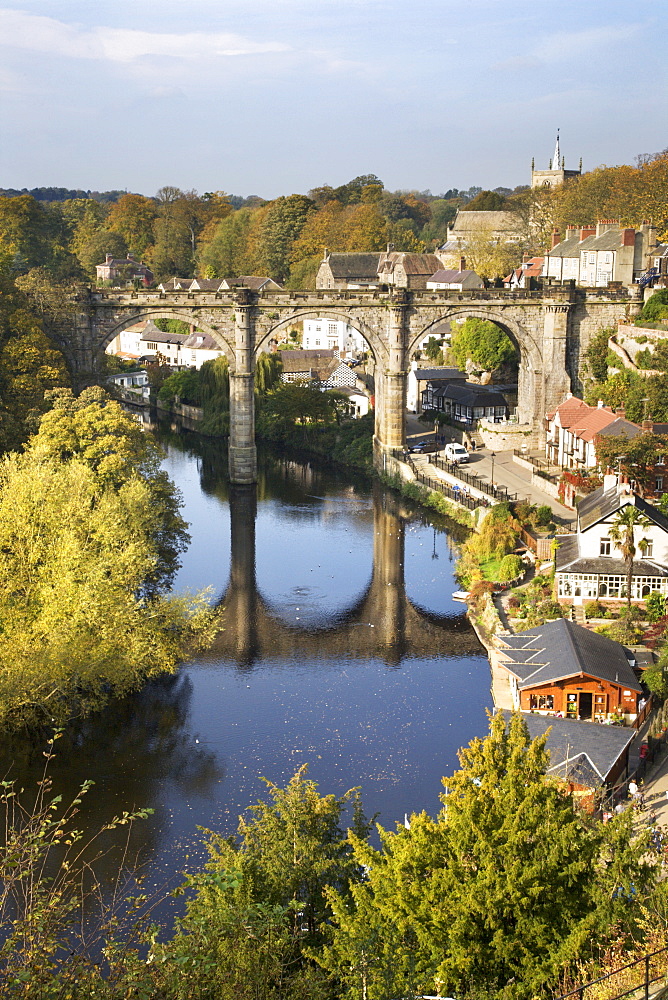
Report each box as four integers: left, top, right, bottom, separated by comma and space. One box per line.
254, 307, 388, 365
409, 306, 541, 366
409, 306, 545, 429
98, 309, 236, 366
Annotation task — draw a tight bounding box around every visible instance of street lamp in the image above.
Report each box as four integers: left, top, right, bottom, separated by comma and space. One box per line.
641, 397, 649, 421
491, 451, 496, 488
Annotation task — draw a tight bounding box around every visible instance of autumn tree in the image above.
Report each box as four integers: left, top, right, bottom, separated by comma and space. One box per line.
198, 206, 257, 278
595, 432, 668, 496
106, 193, 158, 258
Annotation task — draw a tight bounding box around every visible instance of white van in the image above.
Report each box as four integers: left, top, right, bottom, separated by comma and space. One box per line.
444, 442, 469, 465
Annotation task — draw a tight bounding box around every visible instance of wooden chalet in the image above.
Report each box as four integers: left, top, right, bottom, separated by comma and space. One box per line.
497, 618, 642, 722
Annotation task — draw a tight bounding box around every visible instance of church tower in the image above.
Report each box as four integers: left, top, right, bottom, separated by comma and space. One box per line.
531, 130, 582, 189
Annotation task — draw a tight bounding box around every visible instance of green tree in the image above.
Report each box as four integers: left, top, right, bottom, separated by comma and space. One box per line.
449, 317, 517, 373
320, 713, 652, 1000
609, 505, 653, 606
152, 766, 370, 999
33, 387, 189, 591
198, 207, 257, 278
105, 192, 158, 258
596, 432, 668, 496
250, 195, 316, 282
584, 327, 613, 384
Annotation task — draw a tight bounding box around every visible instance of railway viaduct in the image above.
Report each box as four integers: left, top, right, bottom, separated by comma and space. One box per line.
61, 284, 640, 483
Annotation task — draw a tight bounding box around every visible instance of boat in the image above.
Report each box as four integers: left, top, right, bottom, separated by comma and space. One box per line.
452, 590, 470, 601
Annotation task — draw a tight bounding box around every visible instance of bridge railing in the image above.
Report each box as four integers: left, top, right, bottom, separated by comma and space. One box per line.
429, 455, 517, 502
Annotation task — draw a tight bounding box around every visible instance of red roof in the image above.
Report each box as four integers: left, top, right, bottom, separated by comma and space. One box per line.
548, 397, 619, 442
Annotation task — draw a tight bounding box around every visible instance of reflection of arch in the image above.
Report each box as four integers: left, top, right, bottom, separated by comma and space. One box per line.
100, 310, 236, 365
215, 483, 480, 668
256, 308, 387, 366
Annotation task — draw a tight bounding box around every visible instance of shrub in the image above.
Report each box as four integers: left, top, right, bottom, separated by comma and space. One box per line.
497, 554, 524, 582
584, 600, 608, 619
507, 594, 521, 609
536, 505, 553, 528
645, 592, 667, 623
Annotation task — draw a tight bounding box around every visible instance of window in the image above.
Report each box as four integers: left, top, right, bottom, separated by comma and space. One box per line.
656, 476, 664, 492
644, 539, 654, 558
146, 342, 157, 350
600, 537, 611, 556
328, 323, 337, 336
314, 338, 320, 346
529, 694, 554, 712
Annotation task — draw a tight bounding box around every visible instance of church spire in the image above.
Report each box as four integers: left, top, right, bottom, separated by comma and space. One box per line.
553, 129, 561, 172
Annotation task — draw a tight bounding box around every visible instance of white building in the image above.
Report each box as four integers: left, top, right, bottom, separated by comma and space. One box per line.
302, 318, 366, 356
556, 479, 668, 605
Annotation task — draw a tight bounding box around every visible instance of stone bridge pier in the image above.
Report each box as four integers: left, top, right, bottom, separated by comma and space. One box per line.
68, 284, 637, 484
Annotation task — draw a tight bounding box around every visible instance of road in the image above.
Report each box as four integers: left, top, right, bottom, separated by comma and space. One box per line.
403, 414, 574, 523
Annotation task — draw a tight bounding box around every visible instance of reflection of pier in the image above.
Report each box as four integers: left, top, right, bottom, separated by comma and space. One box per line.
213, 486, 482, 666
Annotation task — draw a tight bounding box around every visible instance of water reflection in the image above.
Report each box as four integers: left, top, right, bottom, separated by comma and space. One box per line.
0, 428, 491, 905
214, 483, 480, 668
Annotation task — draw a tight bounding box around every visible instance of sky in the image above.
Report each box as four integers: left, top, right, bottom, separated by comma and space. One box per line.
0, 1, 666, 200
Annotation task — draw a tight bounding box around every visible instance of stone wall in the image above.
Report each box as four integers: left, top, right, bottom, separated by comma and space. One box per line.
477, 420, 541, 451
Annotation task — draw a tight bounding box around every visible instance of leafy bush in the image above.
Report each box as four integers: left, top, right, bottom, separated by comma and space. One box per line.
497, 554, 524, 582
645, 592, 667, 623
584, 600, 608, 619
536, 505, 553, 527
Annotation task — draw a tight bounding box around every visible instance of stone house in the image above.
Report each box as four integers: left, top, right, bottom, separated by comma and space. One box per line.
218, 276, 282, 292
96, 254, 154, 286
543, 222, 656, 287
498, 618, 642, 722
376, 252, 446, 290
316, 253, 382, 290
426, 268, 484, 291
181, 331, 225, 369
555, 479, 668, 606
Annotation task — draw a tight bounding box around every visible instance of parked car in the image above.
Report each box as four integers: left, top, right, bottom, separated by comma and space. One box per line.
444, 442, 469, 464
410, 442, 429, 453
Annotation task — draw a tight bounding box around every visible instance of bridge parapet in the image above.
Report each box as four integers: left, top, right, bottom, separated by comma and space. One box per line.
70, 284, 635, 482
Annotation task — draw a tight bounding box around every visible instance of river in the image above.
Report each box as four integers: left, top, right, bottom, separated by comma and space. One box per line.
1, 430, 492, 910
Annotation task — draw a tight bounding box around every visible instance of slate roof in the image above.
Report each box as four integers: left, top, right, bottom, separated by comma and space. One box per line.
324, 253, 382, 279
498, 618, 642, 692
546, 232, 595, 259
428, 269, 481, 284
140, 321, 188, 345
503, 711, 636, 786
378, 253, 443, 277
577, 484, 668, 533
182, 332, 221, 351
190, 278, 224, 292
434, 383, 508, 408
555, 533, 668, 578
597, 416, 643, 440
413, 367, 467, 382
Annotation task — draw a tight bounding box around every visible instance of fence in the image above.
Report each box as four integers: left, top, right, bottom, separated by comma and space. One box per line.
429, 454, 517, 502
554, 946, 668, 1000
393, 451, 489, 510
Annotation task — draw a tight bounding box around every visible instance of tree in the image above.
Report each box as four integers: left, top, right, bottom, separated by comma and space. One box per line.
152, 766, 370, 998
449, 317, 517, 373
320, 712, 652, 1000
249, 195, 316, 282
33, 387, 189, 591
106, 193, 158, 258
609, 505, 653, 606
462, 190, 508, 211
198, 207, 257, 278
595, 432, 668, 497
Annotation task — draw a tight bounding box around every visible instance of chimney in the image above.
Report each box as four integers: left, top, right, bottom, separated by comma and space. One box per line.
106, 253, 113, 264
579, 226, 596, 242
615, 407, 626, 419
387, 243, 395, 253
551, 228, 561, 248
596, 219, 619, 236
603, 472, 618, 492
621, 228, 636, 247
459, 256, 466, 272
643, 418, 653, 432
597, 400, 606, 408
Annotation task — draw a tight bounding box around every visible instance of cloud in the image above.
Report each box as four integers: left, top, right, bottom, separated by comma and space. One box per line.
532, 23, 637, 64
0, 9, 290, 62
